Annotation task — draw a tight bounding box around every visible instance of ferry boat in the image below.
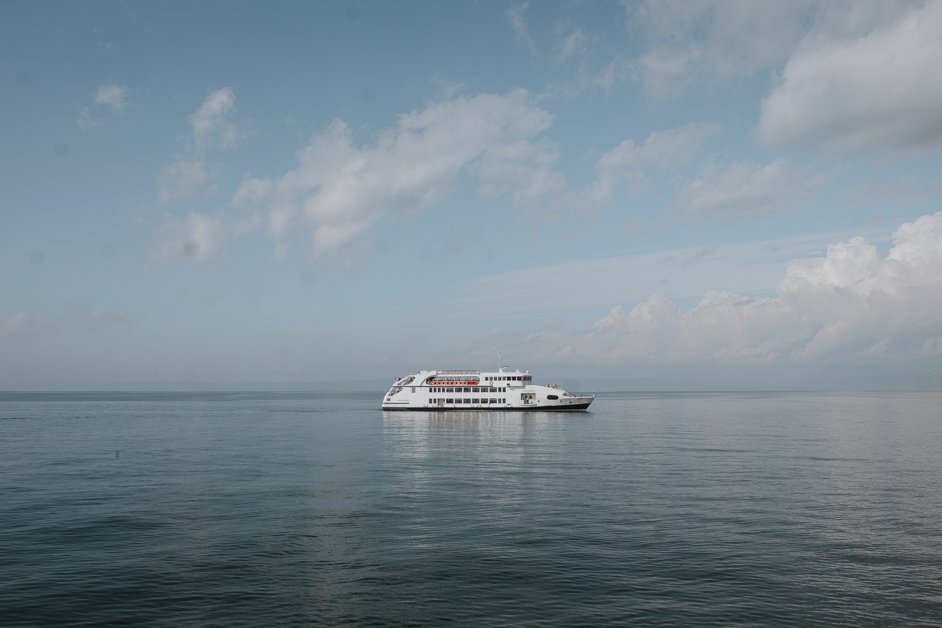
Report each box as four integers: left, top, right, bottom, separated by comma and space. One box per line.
382, 366, 593, 411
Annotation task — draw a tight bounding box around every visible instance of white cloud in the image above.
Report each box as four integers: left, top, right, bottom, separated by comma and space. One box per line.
157, 212, 228, 263
676, 159, 817, 218
94, 84, 128, 112
77, 84, 129, 129
233, 90, 560, 260
190, 87, 239, 149
579, 212, 942, 364
156, 210, 258, 264
584, 122, 718, 209
625, 0, 923, 102
556, 26, 588, 62
758, 1, 942, 151
0, 312, 41, 338
158, 158, 211, 204
76, 105, 104, 131
159, 88, 239, 204
508, 2, 537, 55
591, 59, 631, 94
182, 212, 226, 262
627, 0, 816, 98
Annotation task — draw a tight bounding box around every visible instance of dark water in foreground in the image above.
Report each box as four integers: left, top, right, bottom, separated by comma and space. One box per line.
2, 391, 941, 626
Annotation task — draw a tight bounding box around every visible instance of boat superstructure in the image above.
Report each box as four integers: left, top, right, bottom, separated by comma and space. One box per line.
382, 367, 593, 411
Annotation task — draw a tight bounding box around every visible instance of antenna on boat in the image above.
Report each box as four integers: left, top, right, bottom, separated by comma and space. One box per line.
498, 353, 503, 373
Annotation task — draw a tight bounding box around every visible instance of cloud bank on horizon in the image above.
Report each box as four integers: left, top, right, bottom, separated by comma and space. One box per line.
581, 212, 942, 365
2, 0, 942, 387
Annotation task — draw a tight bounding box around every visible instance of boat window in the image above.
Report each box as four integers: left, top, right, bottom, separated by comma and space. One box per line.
547, 394, 558, 400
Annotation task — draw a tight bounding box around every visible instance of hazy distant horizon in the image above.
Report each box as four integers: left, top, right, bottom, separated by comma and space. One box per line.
4, 368, 939, 394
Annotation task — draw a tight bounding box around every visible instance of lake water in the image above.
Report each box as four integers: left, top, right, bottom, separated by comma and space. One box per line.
2, 391, 941, 626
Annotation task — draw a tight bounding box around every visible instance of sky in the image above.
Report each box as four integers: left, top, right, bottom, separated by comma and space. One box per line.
2, 0, 942, 390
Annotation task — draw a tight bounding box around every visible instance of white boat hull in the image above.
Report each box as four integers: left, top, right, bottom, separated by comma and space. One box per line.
381, 368, 593, 412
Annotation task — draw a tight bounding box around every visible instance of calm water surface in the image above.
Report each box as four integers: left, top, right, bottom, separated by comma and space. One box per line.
2, 391, 941, 626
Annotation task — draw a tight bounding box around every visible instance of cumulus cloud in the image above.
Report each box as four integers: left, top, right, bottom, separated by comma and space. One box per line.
759, 1, 942, 151
580, 212, 942, 364
190, 87, 239, 149
94, 84, 128, 112
583, 122, 718, 209
159, 88, 239, 204
627, 0, 816, 98
157, 211, 257, 263
158, 158, 212, 204
77, 83, 129, 130
233, 89, 560, 260
625, 0, 925, 103
676, 159, 818, 218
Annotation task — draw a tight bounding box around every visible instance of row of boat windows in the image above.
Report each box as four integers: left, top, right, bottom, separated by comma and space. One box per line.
485, 375, 530, 382
431, 386, 506, 393
430, 398, 507, 405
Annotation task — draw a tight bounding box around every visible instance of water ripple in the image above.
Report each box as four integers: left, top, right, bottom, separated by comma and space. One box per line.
1, 392, 941, 625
